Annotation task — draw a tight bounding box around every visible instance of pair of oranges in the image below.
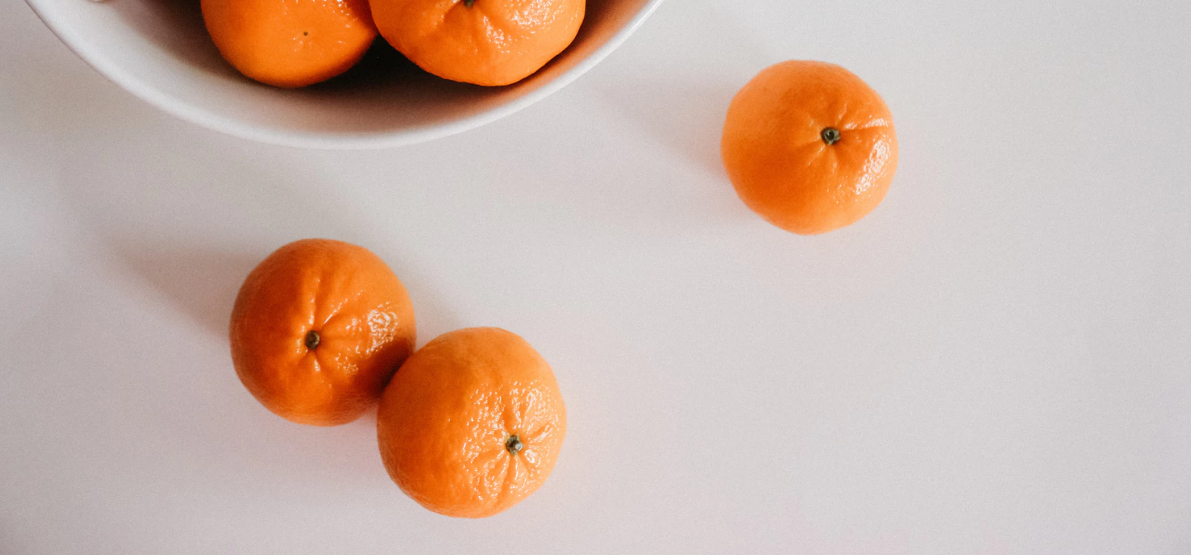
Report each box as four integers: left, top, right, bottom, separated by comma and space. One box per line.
229, 239, 566, 518
201, 0, 585, 88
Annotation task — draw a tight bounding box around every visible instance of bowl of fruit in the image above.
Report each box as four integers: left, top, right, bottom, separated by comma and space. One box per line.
25, 0, 663, 148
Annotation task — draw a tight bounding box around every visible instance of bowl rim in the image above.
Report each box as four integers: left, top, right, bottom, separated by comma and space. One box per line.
23, 0, 665, 150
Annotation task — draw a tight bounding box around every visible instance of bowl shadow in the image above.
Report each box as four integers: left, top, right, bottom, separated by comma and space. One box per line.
113, 242, 260, 337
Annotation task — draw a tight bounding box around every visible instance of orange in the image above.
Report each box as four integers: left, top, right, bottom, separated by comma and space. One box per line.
369, 0, 585, 86
377, 327, 566, 518
201, 0, 378, 88
229, 239, 416, 426
721, 61, 899, 235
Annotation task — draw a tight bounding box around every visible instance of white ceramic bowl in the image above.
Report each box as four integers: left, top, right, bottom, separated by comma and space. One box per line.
26, 0, 663, 148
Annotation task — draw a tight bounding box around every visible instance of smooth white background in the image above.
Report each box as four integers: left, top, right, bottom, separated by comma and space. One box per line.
2, 0, 1190, 553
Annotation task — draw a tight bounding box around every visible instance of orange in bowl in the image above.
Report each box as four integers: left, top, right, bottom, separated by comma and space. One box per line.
370, 0, 587, 86
201, 0, 378, 87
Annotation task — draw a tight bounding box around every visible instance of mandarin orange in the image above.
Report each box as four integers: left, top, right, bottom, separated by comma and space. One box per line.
202, 0, 378, 88
229, 239, 416, 426
722, 61, 899, 235
377, 327, 566, 518
370, 0, 585, 86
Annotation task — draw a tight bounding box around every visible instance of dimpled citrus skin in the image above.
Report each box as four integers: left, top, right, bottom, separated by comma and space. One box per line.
722, 61, 899, 235
229, 239, 416, 426
370, 0, 585, 86
201, 0, 378, 88
377, 327, 566, 518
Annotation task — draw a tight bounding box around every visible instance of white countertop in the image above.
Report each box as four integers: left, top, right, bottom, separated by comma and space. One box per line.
2, 0, 1189, 553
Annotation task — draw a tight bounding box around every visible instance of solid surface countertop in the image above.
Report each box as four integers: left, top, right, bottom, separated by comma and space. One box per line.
1, 0, 1189, 553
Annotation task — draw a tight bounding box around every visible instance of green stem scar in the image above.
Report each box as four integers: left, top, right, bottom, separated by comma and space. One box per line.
464, 0, 475, 6
305, 330, 320, 350
821, 127, 842, 145
506, 435, 524, 454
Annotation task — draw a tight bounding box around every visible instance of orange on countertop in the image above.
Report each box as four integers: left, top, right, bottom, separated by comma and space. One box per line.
369, 0, 585, 86
377, 327, 566, 518
201, 0, 378, 88
722, 60, 899, 235
229, 239, 416, 426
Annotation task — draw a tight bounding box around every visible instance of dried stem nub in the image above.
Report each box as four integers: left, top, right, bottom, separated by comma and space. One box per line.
821, 127, 842, 145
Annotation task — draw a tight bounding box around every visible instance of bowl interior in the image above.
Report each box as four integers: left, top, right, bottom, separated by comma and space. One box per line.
27, 0, 660, 147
